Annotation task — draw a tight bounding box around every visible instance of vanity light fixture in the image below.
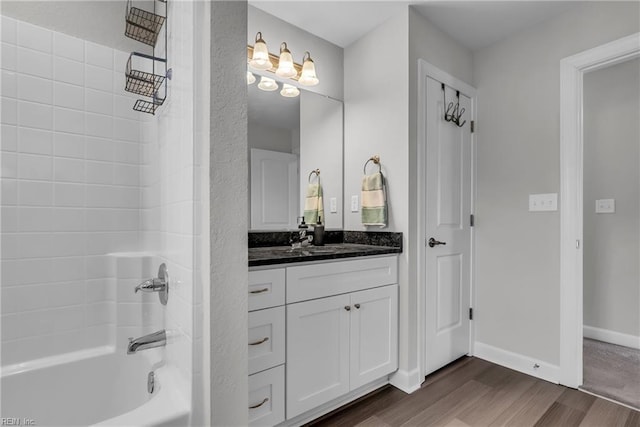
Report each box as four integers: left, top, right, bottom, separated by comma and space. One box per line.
298, 51, 319, 86
258, 76, 278, 91
275, 42, 297, 78
249, 32, 273, 70
280, 83, 300, 98
247, 71, 256, 85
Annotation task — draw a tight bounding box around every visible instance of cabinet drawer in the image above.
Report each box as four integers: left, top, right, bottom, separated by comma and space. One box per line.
248, 306, 285, 375
286, 256, 398, 303
249, 268, 285, 311
249, 365, 285, 427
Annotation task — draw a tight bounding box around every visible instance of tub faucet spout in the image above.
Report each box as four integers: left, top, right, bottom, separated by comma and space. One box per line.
127, 329, 166, 354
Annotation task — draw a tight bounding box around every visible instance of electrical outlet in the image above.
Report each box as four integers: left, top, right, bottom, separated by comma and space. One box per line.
529, 193, 558, 212
351, 195, 359, 212
330, 197, 337, 213
595, 199, 615, 213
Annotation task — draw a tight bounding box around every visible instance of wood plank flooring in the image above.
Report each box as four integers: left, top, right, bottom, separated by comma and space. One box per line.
306, 357, 639, 427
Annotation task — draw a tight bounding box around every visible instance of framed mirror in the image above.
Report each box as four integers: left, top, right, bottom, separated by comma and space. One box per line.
248, 83, 343, 230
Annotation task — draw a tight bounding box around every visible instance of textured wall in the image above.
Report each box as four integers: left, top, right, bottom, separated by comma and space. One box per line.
473, 1, 640, 365
583, 58, 640, 338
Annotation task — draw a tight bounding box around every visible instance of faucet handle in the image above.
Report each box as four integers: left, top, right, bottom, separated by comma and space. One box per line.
134, 263, 169, 306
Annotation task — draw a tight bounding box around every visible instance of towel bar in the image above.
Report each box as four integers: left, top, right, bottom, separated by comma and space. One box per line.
363, 155, 381, 174
308, 169, 320, 182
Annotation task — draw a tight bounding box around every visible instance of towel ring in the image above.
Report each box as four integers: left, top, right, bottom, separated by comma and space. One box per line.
363, 155, 381, 174
308, 169, 320, 182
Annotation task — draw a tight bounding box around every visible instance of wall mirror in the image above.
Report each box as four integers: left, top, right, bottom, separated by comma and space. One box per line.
248, 82, 343, 230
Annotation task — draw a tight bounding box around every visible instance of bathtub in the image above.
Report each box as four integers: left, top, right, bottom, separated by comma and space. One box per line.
0, 347, 190, 427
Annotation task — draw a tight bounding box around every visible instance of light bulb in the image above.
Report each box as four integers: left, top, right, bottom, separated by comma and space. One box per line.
247, 71, 256, 85
276, 42, 297, 78
298, 51, 319, 86
249, 32, 273, 71
258, 76, 278, 91
280, 84, 300, 98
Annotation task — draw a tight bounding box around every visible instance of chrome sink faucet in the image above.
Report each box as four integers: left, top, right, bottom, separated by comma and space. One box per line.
127, 330, 167, 354
290, 217, 313, 249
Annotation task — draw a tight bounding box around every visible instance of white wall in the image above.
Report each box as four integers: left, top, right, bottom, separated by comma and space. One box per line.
300, 90, 343, 229
248, 5, 344, 101
583, 58, 640, 338
0, 17, 141, 365
473, 2, 640, 367
248, 121, 295, 153
344, 6, 473, 390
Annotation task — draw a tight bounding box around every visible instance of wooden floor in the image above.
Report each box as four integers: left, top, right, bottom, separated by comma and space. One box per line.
307, 357, 640, 427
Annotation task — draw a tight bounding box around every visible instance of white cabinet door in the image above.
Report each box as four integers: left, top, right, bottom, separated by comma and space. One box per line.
350, 285, 398, 389
286, 294, 351, 419
249, 365, 285, 427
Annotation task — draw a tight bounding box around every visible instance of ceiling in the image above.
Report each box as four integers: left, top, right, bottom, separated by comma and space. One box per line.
251, 1, 579, 51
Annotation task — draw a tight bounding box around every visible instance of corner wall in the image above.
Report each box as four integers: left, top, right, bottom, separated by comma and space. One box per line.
472, 2, 640, 368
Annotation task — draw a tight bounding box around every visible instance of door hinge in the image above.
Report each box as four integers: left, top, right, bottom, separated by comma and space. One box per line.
470, 121, 475, 133
470, 214, 475, 227
469, 308, 473, 320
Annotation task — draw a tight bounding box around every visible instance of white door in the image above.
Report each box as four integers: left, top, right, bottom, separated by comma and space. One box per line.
286, 294, 350, 419
250, 148, 298, 229
425, 77, 472, 375
350, 285, 398, 389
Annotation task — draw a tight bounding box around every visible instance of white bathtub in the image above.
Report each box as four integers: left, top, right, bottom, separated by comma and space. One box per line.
0, 347, 190, 427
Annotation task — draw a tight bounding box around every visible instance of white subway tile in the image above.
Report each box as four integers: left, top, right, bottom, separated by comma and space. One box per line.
1, 16, 17, 45
1, 233, 18, 259
113, 164, 139, 187
1, 206, 17, 231
51, 256, 85, 282
17, 47, 52, 79
1, 97, 17, 125
1, 124, 17, 151
117, 302, 143, 327
17, 73, 52, 104
18, 233, 54, 258
1, 259, 52, 286
85, 161, 113, 185
53, 32, 84, 62
85, 42, 113, 70
54, 132, 84, 159
114, 95, 139, 120
86, 279, 111, 302
85, 324, 114, 348
113, 50, 129, 72
54, 182, 84, 207
84, 232, 113, 255
18, 181, 52, 206
53, 56, 83, 86
86, 256, 112, 279
54, 107, 84, 134
85, 136, 113, 161
86, 302, 113, 326
2, 305, 85, 340
17, 21, 52, 53
113, 118, 139, 142
18, 127, 52, 155
85, 113, 112, 140
86, 208, 114, 231
85, 65, 112, 92
50, 232, 85, 258
51, 207, 85, 231
18, 207, 52, 232
54, 157, 84, 182
53, 82, 83, 110
18, 153, 52, 180
1, 42, 17, 71
116, 278, 140, 303
1, 281, 85, 314
1, 70, 17, 98
17, 101, 53, 130
85, 89, 113, 115
113, 141, 140, 164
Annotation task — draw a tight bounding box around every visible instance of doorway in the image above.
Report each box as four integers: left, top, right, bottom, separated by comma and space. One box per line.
418, 60, 476, 378
559, 33, 640, 390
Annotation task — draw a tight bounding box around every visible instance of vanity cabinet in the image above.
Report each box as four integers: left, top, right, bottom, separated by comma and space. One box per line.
286, 284, 398, 418
248, 255, 398, 426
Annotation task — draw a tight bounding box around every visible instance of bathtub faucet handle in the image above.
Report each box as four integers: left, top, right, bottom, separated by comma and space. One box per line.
134, 263, 169, 305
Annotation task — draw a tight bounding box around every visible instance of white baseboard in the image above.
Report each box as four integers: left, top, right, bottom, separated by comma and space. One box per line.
474, 342, 560, 384
584, 325, 640, 350
389, 368, 421, 394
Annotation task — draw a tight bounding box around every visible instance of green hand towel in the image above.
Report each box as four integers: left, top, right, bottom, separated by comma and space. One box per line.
361, 172, 387, 227
304, 183, 324, 224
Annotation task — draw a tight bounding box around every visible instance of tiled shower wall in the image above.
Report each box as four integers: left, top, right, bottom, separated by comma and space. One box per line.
0, 17, 143, 365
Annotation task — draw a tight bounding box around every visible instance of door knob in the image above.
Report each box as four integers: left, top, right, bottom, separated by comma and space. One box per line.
428, 238, 446, 248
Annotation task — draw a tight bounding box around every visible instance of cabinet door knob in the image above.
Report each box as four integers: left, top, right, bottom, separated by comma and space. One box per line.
354, 303, 361, 309
344, 305, 351, 311
249, 397, 269, 409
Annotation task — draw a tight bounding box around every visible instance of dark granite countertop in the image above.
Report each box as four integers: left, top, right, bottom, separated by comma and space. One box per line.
249, 243, 401, 267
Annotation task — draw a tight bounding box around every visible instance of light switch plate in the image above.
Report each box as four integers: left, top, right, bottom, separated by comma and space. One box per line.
351, 195, 359, 212
595, 199, 615, 213
529, 193, 558, 212
330, 197, 337, 213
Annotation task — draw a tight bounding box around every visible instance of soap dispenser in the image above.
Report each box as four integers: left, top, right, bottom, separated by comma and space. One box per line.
313, 216, 325, 246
